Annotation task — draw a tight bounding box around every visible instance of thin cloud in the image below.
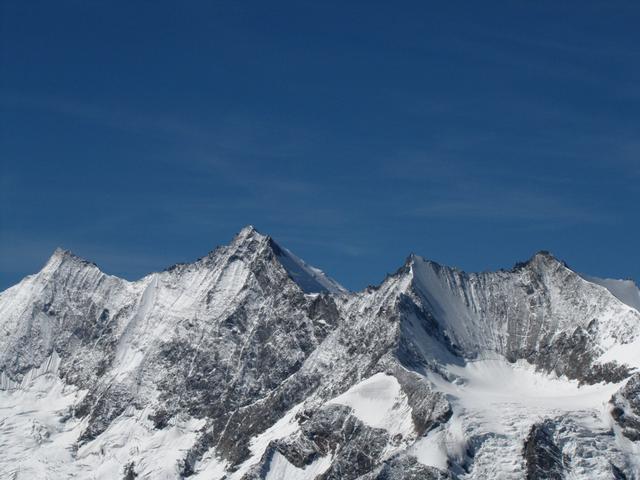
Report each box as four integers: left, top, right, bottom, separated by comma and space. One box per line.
0, 91, 319, 171
407, 188, 614, 226
0, 91, 212, 140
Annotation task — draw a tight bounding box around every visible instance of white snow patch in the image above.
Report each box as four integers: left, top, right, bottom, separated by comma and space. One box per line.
227, 402, 305, 479
327, 373, 415, 438
0, 368, 85, 479
77, 409, 205, 480
598, 337, 640, 371
428, 358, 622, 415
264, 451, 333, 480
191, 451, 228, 480
409, 426, 449, 470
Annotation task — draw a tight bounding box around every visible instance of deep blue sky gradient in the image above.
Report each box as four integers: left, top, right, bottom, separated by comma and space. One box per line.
1, 1, 639, 290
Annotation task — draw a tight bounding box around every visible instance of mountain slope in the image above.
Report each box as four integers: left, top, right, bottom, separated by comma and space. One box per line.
0, 227, 638, 479
580, 273, 640, 312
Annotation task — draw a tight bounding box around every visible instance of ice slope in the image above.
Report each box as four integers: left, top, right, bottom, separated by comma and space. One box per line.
270, 240, 346, 295
327, 373, 414, 438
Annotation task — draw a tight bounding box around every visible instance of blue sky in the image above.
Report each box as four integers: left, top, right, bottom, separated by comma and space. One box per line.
1, 1, 639, 291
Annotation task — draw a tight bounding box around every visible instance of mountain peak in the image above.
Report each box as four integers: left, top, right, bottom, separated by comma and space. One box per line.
43, 247, 95, 271
232, 224, 267, 244
532, 250, 557, 261
221, 225, 270, 260
35, 248, 101, 283
51, 247, 73, 260
514, 250, 568, 272
238, 224, 260, 236
225, 226, 345, 295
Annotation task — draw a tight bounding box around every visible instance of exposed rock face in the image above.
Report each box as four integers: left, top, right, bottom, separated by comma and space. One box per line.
269, 404, 391, 480
523, 420, 564, 480
0, 225, 639, 479
360, 455, 454, 480
611, 373, 640, 442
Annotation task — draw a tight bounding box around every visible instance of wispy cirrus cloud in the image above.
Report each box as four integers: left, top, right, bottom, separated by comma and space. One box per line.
0, 90, 319, 167
405, 189, 613, 226
376, 139, 620, 227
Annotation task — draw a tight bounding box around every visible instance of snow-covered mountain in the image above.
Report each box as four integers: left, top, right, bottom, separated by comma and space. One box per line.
1, 226, 639, 479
